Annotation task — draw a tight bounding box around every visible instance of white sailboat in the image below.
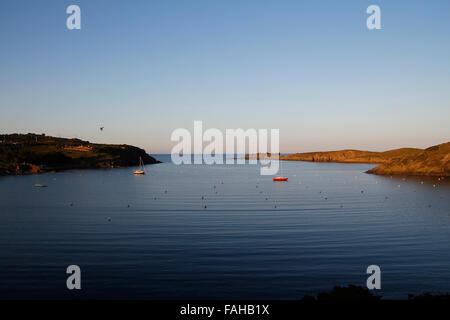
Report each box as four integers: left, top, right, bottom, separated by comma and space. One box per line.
133, 156, 146, 175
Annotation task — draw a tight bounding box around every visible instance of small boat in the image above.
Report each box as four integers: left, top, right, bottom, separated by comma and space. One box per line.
273, 177, 288, 182
34, 184, 48, 187
133, 157, 146, 175
273, 156, 288, 182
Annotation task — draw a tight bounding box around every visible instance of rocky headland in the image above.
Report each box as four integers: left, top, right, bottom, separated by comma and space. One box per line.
0, 133, 160, 176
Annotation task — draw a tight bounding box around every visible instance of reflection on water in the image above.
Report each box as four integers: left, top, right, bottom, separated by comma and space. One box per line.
0, 155, 449, 299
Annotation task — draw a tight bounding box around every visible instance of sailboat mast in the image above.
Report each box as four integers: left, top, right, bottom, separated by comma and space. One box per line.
141, 156, 146, 173
279, 152, 282, 175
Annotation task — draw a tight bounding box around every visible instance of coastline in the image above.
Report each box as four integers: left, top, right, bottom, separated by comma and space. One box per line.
0, 133, 161, 176
280, 142, 449, 177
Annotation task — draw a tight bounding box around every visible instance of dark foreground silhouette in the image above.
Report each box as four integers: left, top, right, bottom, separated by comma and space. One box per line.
0, 133, 160, 175
300, 285, 450, 301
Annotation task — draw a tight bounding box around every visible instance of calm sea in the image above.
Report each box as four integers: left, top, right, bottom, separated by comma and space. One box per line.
0, 154, 449, 299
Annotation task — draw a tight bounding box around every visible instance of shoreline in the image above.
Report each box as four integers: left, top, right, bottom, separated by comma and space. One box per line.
0, 161, 162, 178
0, 133, 161, 176
279, 142, 449, 177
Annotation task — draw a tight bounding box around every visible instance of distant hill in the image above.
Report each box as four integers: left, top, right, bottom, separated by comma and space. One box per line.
0, 133, 161, 176
366, 142, 450, 177
244, 153, 276, 160
281, 148, 422, 164
280, 142, 449, 177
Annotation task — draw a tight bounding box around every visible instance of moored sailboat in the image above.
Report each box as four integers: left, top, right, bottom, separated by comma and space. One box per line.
273, 155, 288, 182
133, 156, 146, 175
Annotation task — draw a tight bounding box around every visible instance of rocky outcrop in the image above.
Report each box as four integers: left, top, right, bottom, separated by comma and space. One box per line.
280, 148, 422, 164
366, 142, 450, 177
280, 142, 449, 177
0, 133, 161, 176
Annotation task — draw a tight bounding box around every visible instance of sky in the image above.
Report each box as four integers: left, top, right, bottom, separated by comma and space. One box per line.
0, 0, 449, 153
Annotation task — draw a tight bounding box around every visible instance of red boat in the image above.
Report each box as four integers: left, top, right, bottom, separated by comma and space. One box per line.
272, 157, 288, 181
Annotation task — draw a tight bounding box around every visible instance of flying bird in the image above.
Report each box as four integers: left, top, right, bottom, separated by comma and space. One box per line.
100, 127, 104, 131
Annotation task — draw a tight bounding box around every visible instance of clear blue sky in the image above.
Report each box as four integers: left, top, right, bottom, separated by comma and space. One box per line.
0, 0, 449, 153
